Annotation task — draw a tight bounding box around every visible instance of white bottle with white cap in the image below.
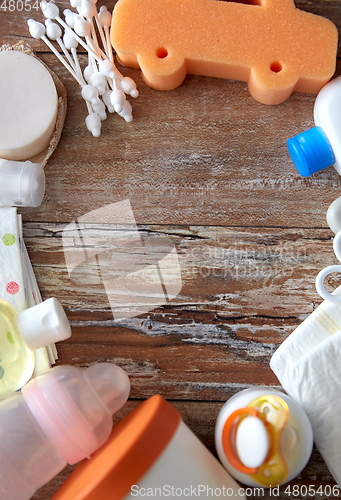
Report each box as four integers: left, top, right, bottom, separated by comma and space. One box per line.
0, 159, 45, 207
215, 387, 313, 487
0, 297, 71, 397
0, 362, 130, 500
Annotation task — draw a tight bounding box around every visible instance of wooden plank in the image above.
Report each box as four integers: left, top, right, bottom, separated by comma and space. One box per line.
24, 223, 333, 314
0, 3, 340, 227
23, 223, 337, 400
17, 58, 341, 228
1, 1, 341, 498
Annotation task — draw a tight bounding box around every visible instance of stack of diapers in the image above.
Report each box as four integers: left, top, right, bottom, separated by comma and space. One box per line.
270, 287, 341, 485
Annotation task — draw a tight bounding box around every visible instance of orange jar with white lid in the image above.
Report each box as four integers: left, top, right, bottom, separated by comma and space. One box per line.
52, 395, 246, 500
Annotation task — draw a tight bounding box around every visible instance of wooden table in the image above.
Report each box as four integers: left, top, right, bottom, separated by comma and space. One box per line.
2, 1, 341, 498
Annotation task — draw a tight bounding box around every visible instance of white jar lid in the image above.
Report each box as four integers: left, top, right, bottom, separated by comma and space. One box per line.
17, 297, 71, 351
0, 159, 45, 207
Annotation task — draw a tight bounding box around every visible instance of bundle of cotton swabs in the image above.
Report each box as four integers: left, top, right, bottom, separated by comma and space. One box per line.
28, 0, 139, 137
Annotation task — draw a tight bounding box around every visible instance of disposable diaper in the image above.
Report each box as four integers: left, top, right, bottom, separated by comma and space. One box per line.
270, 287, 341, 485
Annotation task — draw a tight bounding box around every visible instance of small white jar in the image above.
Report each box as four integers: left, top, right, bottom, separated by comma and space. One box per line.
215, 387, 313, 488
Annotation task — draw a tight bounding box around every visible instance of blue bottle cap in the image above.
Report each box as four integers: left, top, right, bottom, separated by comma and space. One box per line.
287, 126, 335, 177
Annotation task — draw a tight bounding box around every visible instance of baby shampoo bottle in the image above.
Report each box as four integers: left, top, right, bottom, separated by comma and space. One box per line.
215, 387, 313, 488
0, 297, 71, 397
287, 75, 341, 177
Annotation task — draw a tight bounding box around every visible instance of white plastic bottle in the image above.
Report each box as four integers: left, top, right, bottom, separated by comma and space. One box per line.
0, 362, 130, 500
0, 159, 45, 207
287, 76, 341, 177
215, 387, 313, 488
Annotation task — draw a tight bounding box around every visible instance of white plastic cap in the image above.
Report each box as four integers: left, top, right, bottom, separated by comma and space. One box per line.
0, 159, 45, 207
235, 416, 270, 469
16, 297, 71, 351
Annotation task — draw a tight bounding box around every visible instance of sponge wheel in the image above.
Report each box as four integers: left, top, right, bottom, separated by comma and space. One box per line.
248, 62, 298, 105
137, 48, 186, 91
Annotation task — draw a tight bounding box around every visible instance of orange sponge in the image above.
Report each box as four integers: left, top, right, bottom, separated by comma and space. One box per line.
111, 0, 338, 105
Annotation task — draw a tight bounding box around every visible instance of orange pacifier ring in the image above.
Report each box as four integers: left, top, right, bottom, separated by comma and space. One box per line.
221, 395, 290, 487
222, 407, 260, 475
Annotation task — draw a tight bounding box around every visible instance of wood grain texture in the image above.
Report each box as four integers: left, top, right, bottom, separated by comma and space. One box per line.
1, 0, 341, 498
22, 221, 336, 396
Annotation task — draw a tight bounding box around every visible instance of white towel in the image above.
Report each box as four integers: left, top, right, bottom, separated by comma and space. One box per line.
270, 286, 341, 485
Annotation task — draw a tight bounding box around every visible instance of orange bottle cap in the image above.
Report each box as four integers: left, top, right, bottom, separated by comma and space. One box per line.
52, 395, 181, 500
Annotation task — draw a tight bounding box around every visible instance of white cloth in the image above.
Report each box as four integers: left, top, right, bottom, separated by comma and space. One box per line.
0, 208, 56, 379
0, 208, 26, 311
270, 287, 341, 485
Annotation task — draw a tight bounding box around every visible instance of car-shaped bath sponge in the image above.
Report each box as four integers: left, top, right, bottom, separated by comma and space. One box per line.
110, 0, 338, 105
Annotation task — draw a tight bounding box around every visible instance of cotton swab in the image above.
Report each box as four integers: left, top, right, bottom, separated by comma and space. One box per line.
40, 0, 102, 63
45, 19, 76, 72
98, 5, 113, 61
63, 31, 82, 78
27, 19, 84, 86
28, 0, 139, 135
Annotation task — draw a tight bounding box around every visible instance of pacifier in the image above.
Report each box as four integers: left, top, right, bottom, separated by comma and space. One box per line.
221, 395, 289, 487
0, 297, 71, 397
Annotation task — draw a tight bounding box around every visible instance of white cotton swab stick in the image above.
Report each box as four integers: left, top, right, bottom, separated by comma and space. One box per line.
63, 31, 83, 81
63, 8, 77, 29
40, 0, 102, 63
80, 0, 106, 51
79, 0, 108, 60
60, 20, 104, 136
45, 19, 76, 72
67, 0, 107, 62
27, 19, 85, 86
73, 15, 103, 59
98, 5, 113, 61
28, 17, 102, 116
29, 1, 138, 133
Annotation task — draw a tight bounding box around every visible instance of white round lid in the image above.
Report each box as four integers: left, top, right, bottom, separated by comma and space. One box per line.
235, 416, 270, 469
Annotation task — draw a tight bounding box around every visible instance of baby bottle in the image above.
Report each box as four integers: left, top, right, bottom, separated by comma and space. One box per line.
52, 395, 246, 500
0, 362, 130, 500
0, 297, 71, 397
0, 159, 45, 207
287, 76, 341, 177
215, 387, 313, 487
